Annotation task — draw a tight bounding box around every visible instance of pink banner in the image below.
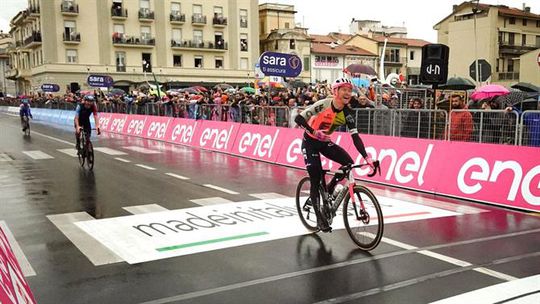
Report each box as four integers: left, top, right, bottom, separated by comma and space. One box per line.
230, 124, 285, 163
191, 120, 240, 154
0, 228, 37, 304
165, 118, 199, 146
141, 116, 173, 142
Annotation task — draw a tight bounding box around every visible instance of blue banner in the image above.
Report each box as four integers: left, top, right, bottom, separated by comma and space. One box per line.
87, 75, 114, 87
258, 52, 302, 78
41, 83, 60, 92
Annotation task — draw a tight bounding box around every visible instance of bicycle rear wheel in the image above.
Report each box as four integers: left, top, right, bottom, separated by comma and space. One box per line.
24, 118, 30, 136
342, 185, 383, 251
295, 176, 321, 231
86, 141, 94, 170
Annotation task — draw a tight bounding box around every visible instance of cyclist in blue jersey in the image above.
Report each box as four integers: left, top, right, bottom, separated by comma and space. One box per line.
19, 98, 33, 132
75, 95, 101, 153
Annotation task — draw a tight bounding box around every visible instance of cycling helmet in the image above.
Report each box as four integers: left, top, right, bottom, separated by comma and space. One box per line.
331, 77, 353, 92
21, 99, 29, 104
83, 95, 95, 102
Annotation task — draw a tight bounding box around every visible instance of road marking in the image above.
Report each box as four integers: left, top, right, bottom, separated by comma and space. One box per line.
249, 193, 288, 200
431, 274, 540, 304
47, 212, 123, 265
165, 173, 190, 180
31, 130, 73, 145
202, 184, 239, 195
123, 204, 169, 215
123, 146, 161, 154
0, 153, 13, 161
22, 150, 54, 160
135, 164, 157, 170
0, 221, 36, 277
114, 157, 131, 163
189, 197, 234, 206
94, 147, 127, 156
57, 148, 78, 157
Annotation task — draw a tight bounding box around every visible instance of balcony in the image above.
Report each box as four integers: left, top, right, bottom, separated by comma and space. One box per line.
24, 31, 42, 48
383, 56, 405, 65
116, 65, 126, 72
212, 16, 227, 27
6, 68, 18, 80
138, 9, 154, 22
63, 32, 81, 44
111, 7, 128, 19
27, 6, 40, 18
497, 72, 520, 81
112, 34, 155, 48
61, 2, 79, 15
240, 18, 248, 28
499, 41, 540, 55
171, 39, 227, 52
170, 12, 186, 24
192, 14, 207, 25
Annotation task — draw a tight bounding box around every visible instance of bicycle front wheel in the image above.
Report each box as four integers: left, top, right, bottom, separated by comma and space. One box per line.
295, 176, 319, 231
342, 185, 383, 251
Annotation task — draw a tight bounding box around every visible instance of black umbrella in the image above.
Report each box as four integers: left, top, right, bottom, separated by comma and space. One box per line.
439, 77, 476, 90
511, 82, 540, 93
288, 80, 308, 89
343, 64, 377, 76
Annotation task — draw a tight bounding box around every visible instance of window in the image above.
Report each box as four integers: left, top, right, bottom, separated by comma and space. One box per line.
536, 35, 540, 47
193, 30, 203, 44
410, 50, 415, 61
140, 0, 149, 9
274, 40, 278, 50
240, 34, 248, 51
214, 32, 224, 49
194, 56, 203, 68
240, 57, 248, 70
114, 24, 124, 34
498, 31, 503, 44
116, 52, 126, 72
214, 6, 223, 18
240, 9, 248, 28
537, 20, 540, 28
193, 4, 202, 15
66, 49, 77, 63
522, 34, 527, 46
523, 19, 527, 26
509, 32, 515, 45
142, 53, 152, 72
303, 56, 310, 71
507, 59, 514, 72
289, 39, 295, 49
173, 55, 182, 67
141, 26, 151, 39
285, 22, 290, 29
64, 20, 76, 38
509, 17, 515, 24
215, 56, 223, 68
171, 2, 180, 14
172, 28, 181, 43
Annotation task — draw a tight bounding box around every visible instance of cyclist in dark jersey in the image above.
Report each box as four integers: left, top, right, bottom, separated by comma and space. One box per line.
19, 98, 33, 132
295, 77, 375, 232
75, 95, 101, 153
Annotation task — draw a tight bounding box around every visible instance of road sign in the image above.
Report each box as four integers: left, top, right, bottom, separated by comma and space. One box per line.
469, 59, 491, 82
41, 83, 60, 92
258, 52, 302, 78
419, 44, 449, 85
87, 75, 114, 87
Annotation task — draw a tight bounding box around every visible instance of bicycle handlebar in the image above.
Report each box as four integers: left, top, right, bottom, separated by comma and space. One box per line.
338, 160, 381, 178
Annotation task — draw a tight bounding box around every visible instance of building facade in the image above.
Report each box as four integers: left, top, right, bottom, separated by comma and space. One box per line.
434, 1, 540, 85
349, 19, 407, 38
0, 32, 17, 96
7, 0, 260, 94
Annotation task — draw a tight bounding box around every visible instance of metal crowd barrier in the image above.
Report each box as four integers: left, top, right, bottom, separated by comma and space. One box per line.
519, 110, 540, 147
450, 109, 519, 144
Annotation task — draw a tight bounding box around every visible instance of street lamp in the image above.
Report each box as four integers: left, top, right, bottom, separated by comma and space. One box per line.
472, 0, 480, 86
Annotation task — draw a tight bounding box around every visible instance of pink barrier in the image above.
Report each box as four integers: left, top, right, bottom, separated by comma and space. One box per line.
0, 228, 37, 304
95, 112, 540, 211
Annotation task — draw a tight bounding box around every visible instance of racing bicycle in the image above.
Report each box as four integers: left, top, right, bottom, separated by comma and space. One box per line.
295, 162, 383, 251
78, 128, 95, 170
22, 116, 30, 136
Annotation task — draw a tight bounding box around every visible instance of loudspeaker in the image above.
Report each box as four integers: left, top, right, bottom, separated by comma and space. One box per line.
70, 82, 80, 93
420, 44, 449, 85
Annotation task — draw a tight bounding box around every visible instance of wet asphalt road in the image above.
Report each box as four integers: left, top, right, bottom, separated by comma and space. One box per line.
0, 113, 539, 304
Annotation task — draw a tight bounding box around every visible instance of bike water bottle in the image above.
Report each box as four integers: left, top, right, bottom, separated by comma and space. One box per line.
335, 185, 348, 203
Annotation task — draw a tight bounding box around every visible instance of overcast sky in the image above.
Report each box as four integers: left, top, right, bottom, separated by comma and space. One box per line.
1, 0, 539, 41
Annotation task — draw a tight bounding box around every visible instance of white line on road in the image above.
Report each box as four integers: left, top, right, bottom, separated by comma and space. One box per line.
47, 212, 123, 266
249, 192, 289, 200
114, 157, 131, 163
190, 197, 234, 206
0, 221, 36, 277
22, 150, 54, 160
165, 173, 190, 180
57, 148, 78, 157
122, 204, 169, 215
0, 153, 13, 161
94, 147, 127, 156
135, 164, 157, 170
123, 146, 161, 154
202, 184, 239, 195
31, 130, 73, 145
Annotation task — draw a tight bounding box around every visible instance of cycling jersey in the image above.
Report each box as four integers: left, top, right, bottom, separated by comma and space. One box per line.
75, 103, 98, 128
298, 98, 358, 139
19, 104, 32, 117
